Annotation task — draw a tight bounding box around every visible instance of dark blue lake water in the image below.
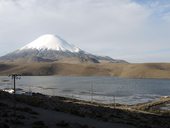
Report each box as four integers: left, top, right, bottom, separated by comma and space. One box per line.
0, 76, 170, 104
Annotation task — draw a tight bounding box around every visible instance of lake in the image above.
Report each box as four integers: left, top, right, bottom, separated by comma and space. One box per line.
0, 76, 170, 105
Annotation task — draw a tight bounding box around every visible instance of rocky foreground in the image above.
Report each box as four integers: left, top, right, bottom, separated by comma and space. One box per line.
0, 91, 170, 128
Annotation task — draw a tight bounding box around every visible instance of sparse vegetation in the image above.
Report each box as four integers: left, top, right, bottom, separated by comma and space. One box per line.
0, 91, 170, 128
0, 122, 9, 128
32, 121, 48, 128
16, 107, 39, 115
56, 120, 69, 127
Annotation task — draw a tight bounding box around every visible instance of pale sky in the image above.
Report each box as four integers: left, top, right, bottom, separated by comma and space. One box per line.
0, 0, 170, 63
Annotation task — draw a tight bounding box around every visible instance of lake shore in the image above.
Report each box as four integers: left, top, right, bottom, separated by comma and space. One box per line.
0, 91, 170, 128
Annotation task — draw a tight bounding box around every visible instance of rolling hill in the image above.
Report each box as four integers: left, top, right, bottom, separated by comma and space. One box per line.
1, 62, 170, 79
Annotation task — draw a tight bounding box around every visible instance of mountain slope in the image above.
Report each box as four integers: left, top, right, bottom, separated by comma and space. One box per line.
1, 62, 170, 79
0, 34, 127, 63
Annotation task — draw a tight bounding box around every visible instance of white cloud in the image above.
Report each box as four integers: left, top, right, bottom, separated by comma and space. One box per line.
0, 0, 170, 62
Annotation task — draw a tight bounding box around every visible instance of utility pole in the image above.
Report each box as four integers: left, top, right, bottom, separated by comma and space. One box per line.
91, 82, 94, 103
113, 95, 116, 109
8, 74, 21, 128
8, 74, 21, 94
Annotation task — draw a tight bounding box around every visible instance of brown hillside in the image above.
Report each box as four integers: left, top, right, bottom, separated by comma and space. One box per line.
0, 62, 170, 79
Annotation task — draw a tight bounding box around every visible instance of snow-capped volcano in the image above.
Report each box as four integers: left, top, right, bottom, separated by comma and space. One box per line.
20, 34, 80, 52
0, 34, 127, 63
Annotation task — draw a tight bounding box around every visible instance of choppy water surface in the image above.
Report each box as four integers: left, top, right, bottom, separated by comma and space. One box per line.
0, 76, 170, 105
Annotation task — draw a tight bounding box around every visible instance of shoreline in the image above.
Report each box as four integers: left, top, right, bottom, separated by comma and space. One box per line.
0, 90, 170, 128
1, 74, 170, 80
1, 87, 167, 105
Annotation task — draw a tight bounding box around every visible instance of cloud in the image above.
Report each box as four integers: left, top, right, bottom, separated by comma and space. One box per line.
0, 0, 170, 62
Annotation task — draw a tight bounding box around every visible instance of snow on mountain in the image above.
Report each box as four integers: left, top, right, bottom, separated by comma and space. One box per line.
0, 34, 127, 63
19, 34, 80, 52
